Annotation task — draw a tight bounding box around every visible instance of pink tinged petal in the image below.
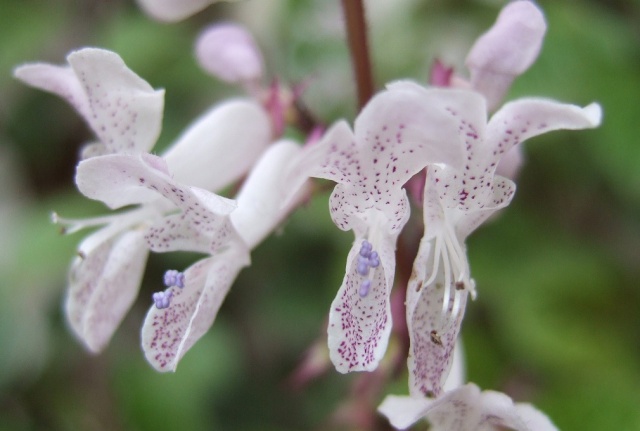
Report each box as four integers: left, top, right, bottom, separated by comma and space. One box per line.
66, 48, 164, 154
141, 245, 250, 372
136, 0, 220, 21
328, 229, 396, 373
14, 62, 91, 120
406, 235, 469, 398
195, 23, 264, 84
465, 1, 546, 110
231, 140, 309, 248
66, 230, 148, 353
162, 99, 272, 191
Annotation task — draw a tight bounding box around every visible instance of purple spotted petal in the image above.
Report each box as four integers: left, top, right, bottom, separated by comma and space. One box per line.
77, 153, 237, 253
15, 48, 164, 155
406, 238, 468, 397
465, 1, 546, 110
484, 99, 602, 170
136, 0, 219, 21
66, 230, 148, 353
162, 99, 272, 191
141, 244, 250, 371
327, 228, 396, 373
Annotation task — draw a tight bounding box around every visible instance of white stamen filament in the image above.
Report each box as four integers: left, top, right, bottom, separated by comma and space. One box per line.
422, 221, 471, 334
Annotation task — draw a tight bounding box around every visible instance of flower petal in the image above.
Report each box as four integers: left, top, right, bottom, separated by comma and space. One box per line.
141, 244, 250, 371
162, 99, 272, 190
378, 395, 434, 430
14, 62, 91, 121
231, 140, 309, 248
136, 0, 219, 21
406, 236, 469, 397
66, 230, 148, 353
512, 404, 559, 431
16, 48, 164, 155
327, 225, 396, 372
465, 1, 546, 109
484, 99, 602, 169
378, 384, 483, 430
78, 153, 237, 253
195, 23, 264, 84
67, 48, 164, 154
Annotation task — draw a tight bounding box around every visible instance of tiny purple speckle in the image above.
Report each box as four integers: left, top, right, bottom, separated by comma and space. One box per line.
152, 290, 173, 309
163, 269, 185, 288
359, 280, 371, 297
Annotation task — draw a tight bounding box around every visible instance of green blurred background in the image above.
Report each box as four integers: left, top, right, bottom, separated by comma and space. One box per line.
1, 0, 639, 430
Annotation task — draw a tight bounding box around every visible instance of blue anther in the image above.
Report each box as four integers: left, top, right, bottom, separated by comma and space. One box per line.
153, 290, 173, 309
359, 240, 372, 257
368, 251, 380, 268
359, 280, 372, 297
163, 269, 185, 288
357, 256, 370, 276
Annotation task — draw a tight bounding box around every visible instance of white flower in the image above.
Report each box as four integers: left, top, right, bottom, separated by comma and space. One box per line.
401, 80, 602, 397
16, 48, 274, 353
291, 84, 478, 372
141, 140, 312, 371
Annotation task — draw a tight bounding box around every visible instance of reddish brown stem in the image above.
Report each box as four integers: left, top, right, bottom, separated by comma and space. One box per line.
341, 0, 375, 110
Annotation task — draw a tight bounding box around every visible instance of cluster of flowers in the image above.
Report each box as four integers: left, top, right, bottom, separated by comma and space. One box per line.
15, 1, 600, 429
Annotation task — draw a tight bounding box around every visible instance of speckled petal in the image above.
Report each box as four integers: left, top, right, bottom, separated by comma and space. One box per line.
78, 153, 237, 253
66, 48, 164, 154
136, 0, 219, 21
16, 49, 164, 155
162, 99, 272, 191
141, 244, 250, 372
66, 229, 148, 353
406, 237, 468, 397
327, 225, 396, 373
484, 99, 602, 169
